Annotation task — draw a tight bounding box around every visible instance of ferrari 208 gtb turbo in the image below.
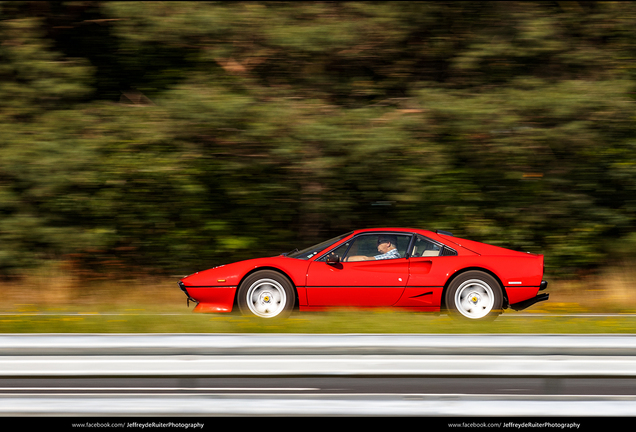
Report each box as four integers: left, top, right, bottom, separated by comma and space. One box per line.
178, 228, 549, 321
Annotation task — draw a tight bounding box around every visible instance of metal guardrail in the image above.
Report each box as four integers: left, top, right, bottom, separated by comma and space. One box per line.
0, 333, 636, 356
1, 334, 636, 416
2, 333, 636, 355
0, 334, 636, 377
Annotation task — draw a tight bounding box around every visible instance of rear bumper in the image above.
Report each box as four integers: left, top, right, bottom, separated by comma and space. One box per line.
509, 293, 549, 311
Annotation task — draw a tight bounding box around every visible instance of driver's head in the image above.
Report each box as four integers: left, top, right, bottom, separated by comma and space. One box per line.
377, 235, 397, 250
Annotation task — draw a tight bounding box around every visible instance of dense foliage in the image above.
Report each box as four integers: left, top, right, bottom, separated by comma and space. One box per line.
2, 1, 636, 277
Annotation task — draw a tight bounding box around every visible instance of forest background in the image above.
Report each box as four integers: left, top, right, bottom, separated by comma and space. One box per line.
2, 1, 636, 285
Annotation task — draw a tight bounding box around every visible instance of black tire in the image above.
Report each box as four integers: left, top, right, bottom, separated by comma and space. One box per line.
237, 270, 295, 319
445, 271, 503, 321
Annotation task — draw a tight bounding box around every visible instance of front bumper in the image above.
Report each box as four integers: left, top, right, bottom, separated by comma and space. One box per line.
178, 281, 199, 307
179, 281, 237, 312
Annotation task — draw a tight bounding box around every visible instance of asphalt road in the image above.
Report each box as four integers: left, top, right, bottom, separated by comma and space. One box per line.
2, 377, 636, 417
1, 376, 636, 396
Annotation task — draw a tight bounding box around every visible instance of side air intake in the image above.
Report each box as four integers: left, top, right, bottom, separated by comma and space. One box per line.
441, 247, 458, 256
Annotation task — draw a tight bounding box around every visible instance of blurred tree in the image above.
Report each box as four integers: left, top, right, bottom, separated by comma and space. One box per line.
2, 2, 636, 277
0, 15, 94, 273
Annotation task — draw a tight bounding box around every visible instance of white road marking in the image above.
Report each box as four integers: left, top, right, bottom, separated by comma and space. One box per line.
0, 387, 320, 392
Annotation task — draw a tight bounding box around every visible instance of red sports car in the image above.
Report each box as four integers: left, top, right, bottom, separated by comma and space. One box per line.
178, 228, 548, 320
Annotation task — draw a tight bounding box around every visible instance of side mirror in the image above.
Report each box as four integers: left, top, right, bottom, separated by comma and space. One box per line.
326, 253, 340, 265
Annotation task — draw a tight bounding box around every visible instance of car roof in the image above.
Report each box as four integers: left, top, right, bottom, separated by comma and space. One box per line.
352, 227, 437, 236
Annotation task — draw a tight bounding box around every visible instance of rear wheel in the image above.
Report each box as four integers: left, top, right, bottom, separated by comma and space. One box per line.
445, 271, 503, 320
237, 270, 295, 319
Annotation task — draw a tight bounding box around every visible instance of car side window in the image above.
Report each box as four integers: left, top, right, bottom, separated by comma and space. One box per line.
330, 242, 351, 259
339, 234, 411, 261
412, 235, 442, 257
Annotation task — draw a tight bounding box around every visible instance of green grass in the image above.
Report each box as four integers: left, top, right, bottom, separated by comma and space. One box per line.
1, 264, 636, 334
2, 310, 636, 333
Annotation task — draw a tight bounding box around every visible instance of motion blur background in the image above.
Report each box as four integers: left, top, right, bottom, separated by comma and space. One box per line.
1, 1, 636, 298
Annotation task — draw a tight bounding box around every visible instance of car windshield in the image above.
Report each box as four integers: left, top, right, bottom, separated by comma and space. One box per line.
286, 232, 353, 260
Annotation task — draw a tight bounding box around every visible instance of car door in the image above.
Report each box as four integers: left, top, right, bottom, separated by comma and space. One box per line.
396, 234, 458, 308
305, 233, 412, 307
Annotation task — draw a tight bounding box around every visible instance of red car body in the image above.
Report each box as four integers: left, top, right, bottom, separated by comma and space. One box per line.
179, 228, 548, 320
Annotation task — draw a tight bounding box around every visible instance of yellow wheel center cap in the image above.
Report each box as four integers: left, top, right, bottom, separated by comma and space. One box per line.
263, 295, 270, 303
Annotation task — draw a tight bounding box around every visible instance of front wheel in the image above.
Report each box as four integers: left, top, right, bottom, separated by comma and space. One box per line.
445, 271, 503, 320
237, 270, 295, 319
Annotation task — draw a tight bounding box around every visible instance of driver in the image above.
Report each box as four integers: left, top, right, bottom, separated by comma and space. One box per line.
344, 235, 401, 262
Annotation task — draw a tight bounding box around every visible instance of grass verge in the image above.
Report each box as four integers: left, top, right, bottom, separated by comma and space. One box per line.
1, 263, 636, 333
1, 310, 636, 333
